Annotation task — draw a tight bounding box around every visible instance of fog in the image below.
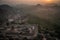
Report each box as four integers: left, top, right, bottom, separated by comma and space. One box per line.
0, 0, 60, 5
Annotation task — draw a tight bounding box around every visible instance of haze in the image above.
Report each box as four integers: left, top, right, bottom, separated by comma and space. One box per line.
0, 0, 60, 5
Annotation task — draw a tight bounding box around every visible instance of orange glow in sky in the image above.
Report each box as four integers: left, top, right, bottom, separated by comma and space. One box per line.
1, 0, 60, 5
46, 0, 51, 1
42, 0, 53, 3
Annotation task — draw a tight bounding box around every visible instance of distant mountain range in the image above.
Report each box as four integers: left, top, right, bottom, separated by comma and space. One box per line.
0, 4, 60, 24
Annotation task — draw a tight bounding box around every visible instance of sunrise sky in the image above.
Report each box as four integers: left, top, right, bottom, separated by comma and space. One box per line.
0, 0, 60, 5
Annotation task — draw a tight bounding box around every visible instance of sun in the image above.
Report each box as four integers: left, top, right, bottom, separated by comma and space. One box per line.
47, 0, 51, 1
43, 0, 53, 4
46, 0, 52, 2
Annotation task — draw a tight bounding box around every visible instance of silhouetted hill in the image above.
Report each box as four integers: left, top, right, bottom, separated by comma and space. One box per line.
45, 3, 60, 8
0, 4, 15, 23
0, 4, 12, 10
35, 4, 42, 7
